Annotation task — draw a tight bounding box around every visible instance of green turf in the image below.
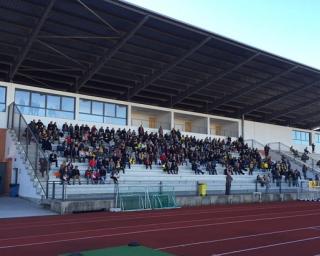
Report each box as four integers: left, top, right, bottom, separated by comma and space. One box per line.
62, 245, 175, 256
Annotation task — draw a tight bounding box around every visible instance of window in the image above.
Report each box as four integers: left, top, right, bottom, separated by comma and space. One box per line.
79, 98, 127, 125
316, 134, 320, 144
0, 86, 6, 112
292, 130, 310, 145
15, 89, 75, 119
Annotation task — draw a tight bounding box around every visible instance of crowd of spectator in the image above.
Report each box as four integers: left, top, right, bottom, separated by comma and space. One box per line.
26, 120, 268, 184
26, 119, 311, 188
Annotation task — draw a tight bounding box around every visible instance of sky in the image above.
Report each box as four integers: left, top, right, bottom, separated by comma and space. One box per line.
125, 0, 320, 70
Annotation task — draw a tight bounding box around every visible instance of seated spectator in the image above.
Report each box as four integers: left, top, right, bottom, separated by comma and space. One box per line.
257, 174, 265, 187
85, 168, 93, 184
290, 146, 299, 157
92, 169, 100, 184
89, 157, 97, 169
192, 161, 204, 175
99, 167, 107, 184
170, 160, 179, 174
301, 153, 309, 162
72, 166, 81, 185
110, 170, 120, 184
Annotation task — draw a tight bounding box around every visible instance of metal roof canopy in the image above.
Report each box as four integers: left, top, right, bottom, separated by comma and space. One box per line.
0, 0, 320, 130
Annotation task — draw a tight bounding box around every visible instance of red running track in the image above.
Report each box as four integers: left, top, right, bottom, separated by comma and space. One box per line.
1, 201, 320, 256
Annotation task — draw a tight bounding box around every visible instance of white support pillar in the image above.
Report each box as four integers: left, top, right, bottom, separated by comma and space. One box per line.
74, 96, 80, 121
171, 111, 174, 129
207, 117, 210, 135
241, 114, 245, 139
127, 104, 132, 126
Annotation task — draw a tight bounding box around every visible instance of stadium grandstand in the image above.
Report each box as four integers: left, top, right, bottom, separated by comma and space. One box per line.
1, 1, 320, 255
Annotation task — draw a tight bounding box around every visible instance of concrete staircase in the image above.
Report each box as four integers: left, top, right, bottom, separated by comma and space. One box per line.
9, 129, 46, 198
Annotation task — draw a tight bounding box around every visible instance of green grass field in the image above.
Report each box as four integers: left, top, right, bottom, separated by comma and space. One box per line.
62, 245, 174, 256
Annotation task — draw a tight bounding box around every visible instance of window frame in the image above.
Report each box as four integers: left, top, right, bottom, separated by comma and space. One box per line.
79, 98, 127, 125
292, 130, 310, 145
15, 89, 75, 119
0, 86, 7, 112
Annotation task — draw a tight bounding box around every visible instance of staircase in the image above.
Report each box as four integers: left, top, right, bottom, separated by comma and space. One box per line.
245, 139, 318, 179
268, 142, 319, 176
7, 103, 49, 200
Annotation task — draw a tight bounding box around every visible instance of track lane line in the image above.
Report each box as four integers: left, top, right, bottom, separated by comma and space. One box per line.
1, 211, 320, 249
1, 208, 319, 242
0, 201, 310, 227
0, 203, 318, 231
157, 226, 320, 250
212, 236, 320, 256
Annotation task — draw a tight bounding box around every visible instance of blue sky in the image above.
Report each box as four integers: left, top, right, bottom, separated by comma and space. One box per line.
125, 0, 320, 70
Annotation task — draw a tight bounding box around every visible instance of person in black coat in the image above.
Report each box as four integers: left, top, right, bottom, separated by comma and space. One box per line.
49, 152, 58, 168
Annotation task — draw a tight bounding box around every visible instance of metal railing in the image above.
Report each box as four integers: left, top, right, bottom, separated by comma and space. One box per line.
268, 142, 320, 174
7, 102, 49, 197
44, 177, 302, 201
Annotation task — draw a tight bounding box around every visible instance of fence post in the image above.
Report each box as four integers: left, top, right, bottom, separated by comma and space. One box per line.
18, 115, 21, 141
196, 181, 199, 196
25, 128, 29, 161
35, 143, 39, 175
278, 142, 281, 153
52, 182, 55, 199
11, 105, 15, 129
62, 183, 65, 200
46, 180, 49, 199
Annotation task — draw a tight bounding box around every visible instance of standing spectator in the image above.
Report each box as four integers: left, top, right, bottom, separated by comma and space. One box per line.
312, 143, 315, 153
264, 144, 270, 157
39, 158, 48, 177
49, 152, 58, 168
302, 164, 308, 180
315, 174, 320, 186
225, 171, 233, 195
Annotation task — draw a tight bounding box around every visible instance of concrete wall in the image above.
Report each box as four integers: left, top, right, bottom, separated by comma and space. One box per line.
48, 192, 298, 214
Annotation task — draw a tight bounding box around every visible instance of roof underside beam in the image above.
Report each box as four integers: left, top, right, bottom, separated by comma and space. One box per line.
75, 15, 149, 92
126, 36, 212, 100
9, 0, 56, 81
206, 65, 298, 112
264, 98, 319, 122
293, 109, 320, 125
307, 119, 320, 130
170, 52, 260, 107
235, 79, 320, 117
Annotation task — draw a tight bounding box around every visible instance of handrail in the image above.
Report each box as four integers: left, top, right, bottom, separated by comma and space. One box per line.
8, 103, 49, 197
267, 141, 320, 174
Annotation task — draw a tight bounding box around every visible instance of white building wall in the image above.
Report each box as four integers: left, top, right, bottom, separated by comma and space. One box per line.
244, 120, 316, 152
